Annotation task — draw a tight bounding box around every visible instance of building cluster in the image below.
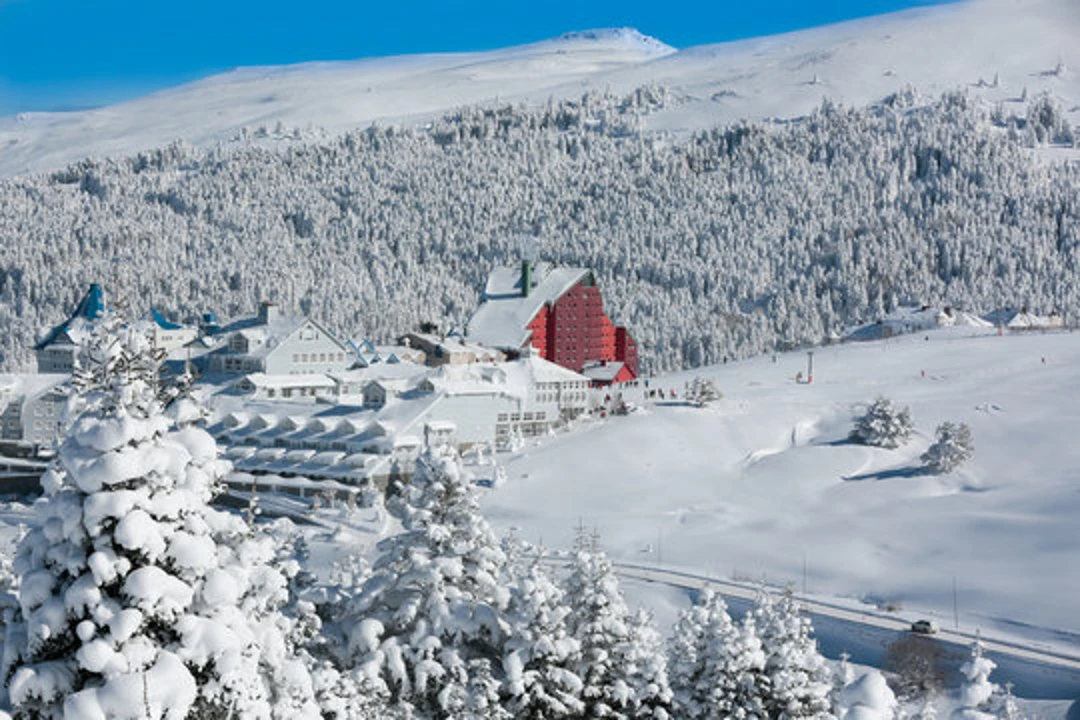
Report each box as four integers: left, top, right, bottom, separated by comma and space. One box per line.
2, 260, 638, 492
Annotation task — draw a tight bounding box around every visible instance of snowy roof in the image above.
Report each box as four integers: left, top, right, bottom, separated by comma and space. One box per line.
240, 373, 336, 390
467, 262, 591, 350
151, 308, 184, 330
35, 283, 107, 350
329, 363, 430, 387
581, 361, 625, 382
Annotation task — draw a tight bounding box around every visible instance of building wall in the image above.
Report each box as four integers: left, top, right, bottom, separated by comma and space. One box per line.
615, 327, 639, 378
21, 389, 67, 446
533, 279, 637, 381
36, 345, 77, 374
430, 394, 520, 449
266, 322, 351, 376
527, 306, 551, 358
549, 281, 606, 372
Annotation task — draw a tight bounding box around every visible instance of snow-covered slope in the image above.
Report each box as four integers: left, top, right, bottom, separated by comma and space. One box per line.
0, 29, 673, 178
2, 0, 1079, 178
480, 328, 1080, 652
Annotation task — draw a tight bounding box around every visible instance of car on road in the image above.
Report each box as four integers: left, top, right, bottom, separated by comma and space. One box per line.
911, 619, 939, 635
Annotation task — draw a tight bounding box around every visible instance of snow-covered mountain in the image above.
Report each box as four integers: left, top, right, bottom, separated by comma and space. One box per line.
1, 0, 1078, 178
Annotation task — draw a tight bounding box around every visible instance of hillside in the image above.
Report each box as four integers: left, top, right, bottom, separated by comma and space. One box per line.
0, 88, 1077, 376
481, 327, 1080, 648
0, 0, 1079, 378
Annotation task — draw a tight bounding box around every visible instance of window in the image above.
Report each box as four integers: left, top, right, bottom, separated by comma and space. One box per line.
282, 388, 293, 398
320, 353, 327, 362
497, 413, 508, 422
302, 353, 309, 362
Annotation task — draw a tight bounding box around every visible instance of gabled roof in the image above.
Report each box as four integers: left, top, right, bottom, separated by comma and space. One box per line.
151, 308, 184, 330
35, 283, 106, 350
467, 262, 591, 350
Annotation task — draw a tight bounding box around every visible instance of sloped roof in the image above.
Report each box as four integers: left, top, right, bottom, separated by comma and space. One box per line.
582, 361, 625, 383
35, 283, 107, 350
151, 308, 184, 330
467, 262, 591, 350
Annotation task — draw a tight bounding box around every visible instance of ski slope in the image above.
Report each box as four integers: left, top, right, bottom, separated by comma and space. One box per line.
2, 0, 1078, 178
479, 327, 1080, 659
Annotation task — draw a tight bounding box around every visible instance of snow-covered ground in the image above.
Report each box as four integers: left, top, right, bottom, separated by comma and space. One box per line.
479, 327, 1080, 657
2, 0, 1078, 178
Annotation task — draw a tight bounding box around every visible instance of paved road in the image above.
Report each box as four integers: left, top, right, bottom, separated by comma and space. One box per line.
611, 560, 1080, 700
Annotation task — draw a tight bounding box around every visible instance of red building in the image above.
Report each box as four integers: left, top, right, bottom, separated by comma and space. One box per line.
467, 261, 638, 384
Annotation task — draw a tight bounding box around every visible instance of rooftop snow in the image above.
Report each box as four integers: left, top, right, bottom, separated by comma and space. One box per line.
467, 263, 590, 350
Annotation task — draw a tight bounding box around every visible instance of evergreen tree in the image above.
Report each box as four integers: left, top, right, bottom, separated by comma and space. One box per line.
922, 422, 975, 474
754, 590, 835, 720
851, 397, 914, 449
704, 595, 769, 720
565, 539, 670, 719
340, 443, 509, 718
669, 587, 765, 720
501, 556, 584, 718
2, 315, 318, 720
952, 638, 997, 720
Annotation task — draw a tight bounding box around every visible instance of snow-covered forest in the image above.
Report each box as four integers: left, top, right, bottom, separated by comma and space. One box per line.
0, 85, 1077, 373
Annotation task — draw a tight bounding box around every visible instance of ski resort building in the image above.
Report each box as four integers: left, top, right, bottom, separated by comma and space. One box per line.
206, 301, 352, 376
34, 283, 107, 373
210, 352, 591, 488
466, 261, 638, 384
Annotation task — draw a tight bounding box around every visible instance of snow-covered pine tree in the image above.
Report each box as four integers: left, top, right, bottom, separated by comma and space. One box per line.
686, 377, 722, 408
951, 638, 998, 720
564, 537, 671, 719
667, 589, 713, 718
754, 589, 835, 720
669, 587, 764, 720
1, 314, 319, 720
565, 544, 634, 718
702, 591, 769, 720
501, 555, 584, 718
340, 443, 510, 718
922, 422, 974, 474
622, 608, 673, 719
996, 682, 1023, 720
851, 397, 914, 449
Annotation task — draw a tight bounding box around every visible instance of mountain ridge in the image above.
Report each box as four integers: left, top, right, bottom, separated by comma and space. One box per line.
1, 0, 1078, 179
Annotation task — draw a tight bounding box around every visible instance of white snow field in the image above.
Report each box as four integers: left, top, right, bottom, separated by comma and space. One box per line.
2, 0, 1079, 178
479, 327, 1080, 657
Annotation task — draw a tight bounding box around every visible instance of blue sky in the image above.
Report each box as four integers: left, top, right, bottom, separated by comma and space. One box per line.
0, 0, 948, 115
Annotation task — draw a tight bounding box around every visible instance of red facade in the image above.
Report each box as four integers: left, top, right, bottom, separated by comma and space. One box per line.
527, 278, 638, 381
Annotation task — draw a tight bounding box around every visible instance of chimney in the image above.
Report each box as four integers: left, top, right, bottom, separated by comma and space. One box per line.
259, 300, 280, 325
521, 259, 532, 298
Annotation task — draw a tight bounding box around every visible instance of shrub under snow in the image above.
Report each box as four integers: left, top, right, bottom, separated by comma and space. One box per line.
922, 422, 975, 474
851, 397, 914, 449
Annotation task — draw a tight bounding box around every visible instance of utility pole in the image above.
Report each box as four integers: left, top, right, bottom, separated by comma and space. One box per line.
953, 575, 960, 630
807, 351, 815, 384
802, 553, 808, 595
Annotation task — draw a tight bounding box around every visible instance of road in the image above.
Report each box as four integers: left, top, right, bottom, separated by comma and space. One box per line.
611, 560, 1080, 700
